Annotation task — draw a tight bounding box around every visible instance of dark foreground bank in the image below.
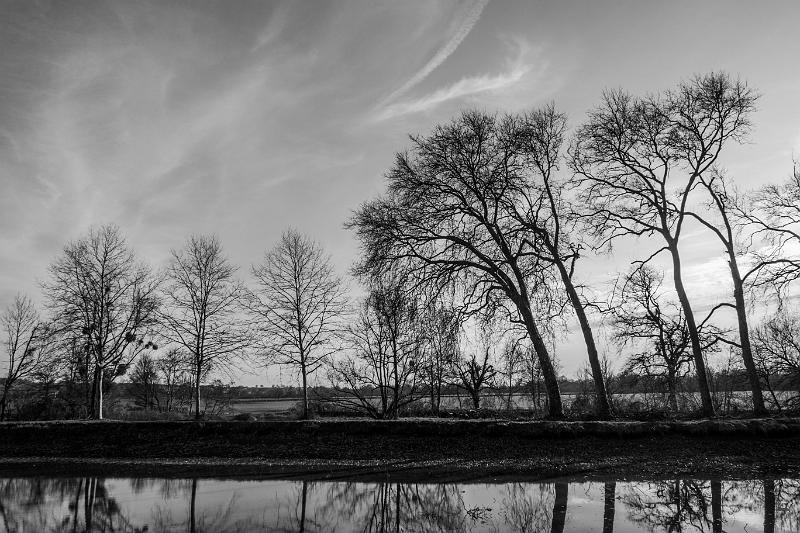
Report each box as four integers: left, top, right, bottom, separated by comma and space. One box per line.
1, 418, 799, 482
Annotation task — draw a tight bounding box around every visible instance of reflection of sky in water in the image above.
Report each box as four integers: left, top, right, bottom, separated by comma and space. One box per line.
0, 477, 794, 532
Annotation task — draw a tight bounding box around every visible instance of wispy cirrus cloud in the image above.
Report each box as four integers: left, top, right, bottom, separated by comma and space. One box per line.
377, 0, 490, 107
373, 37, 543, 121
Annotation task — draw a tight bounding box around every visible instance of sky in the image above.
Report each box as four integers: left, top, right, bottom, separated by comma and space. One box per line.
1, 0, 799, 385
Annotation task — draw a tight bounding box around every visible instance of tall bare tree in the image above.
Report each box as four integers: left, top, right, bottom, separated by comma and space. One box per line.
509, 104, 611, 417
571, 72, 757, 416
43, 225, 160, 419
0, 295, 52, 420
686, 172, 767, 414
250, 229, 346, 419
161, 235, 250, 419
348, 111, 565, 417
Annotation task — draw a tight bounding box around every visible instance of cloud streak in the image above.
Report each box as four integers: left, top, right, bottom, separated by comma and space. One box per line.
378, 0, 489, 107
374, 37, 541, 121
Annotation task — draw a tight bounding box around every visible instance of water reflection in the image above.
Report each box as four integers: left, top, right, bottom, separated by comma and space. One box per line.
0, 476, 796, 532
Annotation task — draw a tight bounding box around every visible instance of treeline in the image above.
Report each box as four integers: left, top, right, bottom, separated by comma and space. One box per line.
3, 72, 800, 421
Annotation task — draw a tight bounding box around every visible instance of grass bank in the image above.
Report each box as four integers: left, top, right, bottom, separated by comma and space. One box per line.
1, 418, 799, 481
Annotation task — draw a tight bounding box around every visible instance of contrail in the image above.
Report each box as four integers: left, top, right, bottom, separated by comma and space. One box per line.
379, 0, 490, 106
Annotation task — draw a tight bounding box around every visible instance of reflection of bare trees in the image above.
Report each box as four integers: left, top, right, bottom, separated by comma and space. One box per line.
619, 478, 795, 533
323, 482, 487, 532
494, 482, 561, 533
270, 481, 325, 533
0, 476, 797, 532
0, 477, 142, 532
603, 482, 615, 533
623, 480, 712, 532
149, 478, 256, 533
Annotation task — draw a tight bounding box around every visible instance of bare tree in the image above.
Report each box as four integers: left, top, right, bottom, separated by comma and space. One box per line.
250, 229, 347, 419
129, 353, 160, 411
508, 104, 612, 417
453, 319, 498, 410
738, 161, 800, 295
498, 338, 526, 410
752, 312, 800, 408
157, 348, 192, 413
572, 72, 757, 416
43, 225, 160, 419
418, 301, 460, 414
0, 295, 52, 420
160, 235, 250, 419
687, 172, 767, 414
611, 266, 696, 412
327, 278, 420, 419
348, 111, 565, 417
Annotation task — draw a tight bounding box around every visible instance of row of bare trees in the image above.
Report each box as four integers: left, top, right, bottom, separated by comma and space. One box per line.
348, 71, 800, 419
0, 224, 354, 420
3, 72, 800, 421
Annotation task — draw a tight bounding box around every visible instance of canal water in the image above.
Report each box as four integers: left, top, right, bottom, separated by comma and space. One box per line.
0, 477, 794, 532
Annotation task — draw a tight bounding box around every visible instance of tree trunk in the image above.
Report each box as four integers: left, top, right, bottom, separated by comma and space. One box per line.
669, 245, 715, 416
520, 304, 563, 418
556, 260, 611, 418
603, 482, 616, 533
391, 340, 400, 420
89, 366, 99, 419
728, 256, 768, 415
0, 381, 10, 421
301, 361, 309, 420
667, 371, 679, 412
98, 368, 104, 420
471, 390, 480, 410
193, 372, 202, 420
551, 482, 568, 533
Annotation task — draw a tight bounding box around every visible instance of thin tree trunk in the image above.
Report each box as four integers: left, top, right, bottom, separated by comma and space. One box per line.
603, 482, 616, 533
551, 482, 568, 533
0, 381, 10, 421
98, 367, 104, 420
194, 371, 202, 420
556, 261, 611, 418
301, 361, 309, 420
669, 245, 714, 416
89, 366, 99, 419
391, 338, 400, 420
